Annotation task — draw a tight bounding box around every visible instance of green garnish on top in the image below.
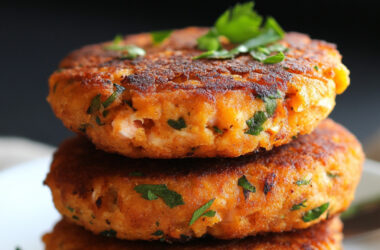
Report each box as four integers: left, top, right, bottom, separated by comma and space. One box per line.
327, 171, 340, 178
151, 30, 173, 45
167, 117, 187, 130
302, 202, 329, 222
103, 84, 126, 108
189, 199, 216, 226
194, 2, 286, 63
295, 178, 311, 186
104, 35, 145, 59
134, 184, 184, 208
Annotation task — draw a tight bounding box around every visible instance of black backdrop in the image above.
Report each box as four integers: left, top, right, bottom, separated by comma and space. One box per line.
1, 0, 379, 146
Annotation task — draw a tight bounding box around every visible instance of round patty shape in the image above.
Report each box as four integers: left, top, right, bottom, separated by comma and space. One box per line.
47, 27, 350, 158
44, 119, 363, 241
43, 217, 342, 250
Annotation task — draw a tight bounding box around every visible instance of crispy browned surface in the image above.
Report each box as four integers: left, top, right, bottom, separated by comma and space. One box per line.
44, 119, 363, 241
47, 27, 350, 158
43, 217, 342, 250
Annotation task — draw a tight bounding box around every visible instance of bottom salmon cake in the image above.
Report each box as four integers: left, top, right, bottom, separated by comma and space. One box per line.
44, 119, 363, 241
43, 217, 342, 250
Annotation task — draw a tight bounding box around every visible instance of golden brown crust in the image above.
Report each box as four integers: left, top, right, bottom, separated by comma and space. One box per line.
47, 27, 350, 158
44, 119, 363, 241
43, 217, 343, 250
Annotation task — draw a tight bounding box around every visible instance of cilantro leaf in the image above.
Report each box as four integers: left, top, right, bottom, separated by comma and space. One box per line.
238, 175, 256, 193
263, 51, 285, 64
245, 111, 267, 135
213, 126, 223, 134
215, 2, 262, 43
327, 171, 340, 178
197, 29, 221, 51
302, 202, 329, 222
104, 35, 146, 59
291, 199, 307, 211
87, 94, 102, 114
102, 83, 125, 108
151, 30, 172, 45
167, 117, 187, 130
189, 199, 216, 226
152, 230, 164, 236
134, 184, 184, 208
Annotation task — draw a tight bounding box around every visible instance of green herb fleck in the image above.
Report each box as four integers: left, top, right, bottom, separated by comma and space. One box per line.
213, 126, 223, 134
295, 179, 311, 186
314, 65, 319, 71
238, 175, 256, 199
327, 171, 340, 178
100, 229, 117, 237
66, 206, 74, 212
215, 2, 263, 43
245, 111, 267, 135
78, 123, 90, 133
167, 117, 186, 130
15, 247, 22, 250
156, 221, 160, 227
291, 199, 307, 211
302, 202, 329, 222
72, 215, 79, 220
102, 83, 125, 108
262, 51, 285, 64
189, 198, 216, 226
152, 230, 164, 236
134, 184, 184, 208
129, 171, 144, 177
95, 116, 105, 126
197, 28, 221, 51
151, 30, 173, 45
87, 94, 102, 114
104, 35, 145, 59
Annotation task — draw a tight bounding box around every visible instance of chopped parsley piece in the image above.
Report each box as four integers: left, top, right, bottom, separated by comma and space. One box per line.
152, 230, 164, 236
213, 126, 223, 134
95, 116, 105, 126
100, 229, 117, 237
302, 202, 329, 222
87, 94, 102, 114
327, 171, 340, 178
72, 215, 79, 220
66, 206, 74, 212
215, 2, 262, 43
189, 198, 216, 226
245, 111, 267, 135
262, 51, 285, 64
134, 184, 184, 208
167, 117, 186, 130
104, 35, 145, 59
238, 175, 256, 199
129, 171, 144, 177
263, 96, 278, 117
151, 30, 173, 45
314, 65, 319, 71
197, 28, 221, 51
156, 221, 160, 227
291, 200, 307, 211
102, 84, 125, 108
295, 178, 311, 186
102, 110, 110, 117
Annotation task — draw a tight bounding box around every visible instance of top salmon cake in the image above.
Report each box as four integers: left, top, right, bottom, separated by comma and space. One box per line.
47, 27, 349, 158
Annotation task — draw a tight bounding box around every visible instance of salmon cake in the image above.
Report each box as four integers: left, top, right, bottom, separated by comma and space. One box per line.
47, 27, 350, 158
44, 119, 363, 241
43, 217, 342, 250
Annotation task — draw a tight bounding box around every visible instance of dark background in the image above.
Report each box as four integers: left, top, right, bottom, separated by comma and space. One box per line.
1, 0, 379, 147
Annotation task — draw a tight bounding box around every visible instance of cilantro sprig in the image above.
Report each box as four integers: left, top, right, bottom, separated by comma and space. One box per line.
189, 199, 216, 226
194, 2, 286, 63
134, 184, 184, 208
302, 202, 329, 222
151, 30, 173, 45
104, 35, 145, 59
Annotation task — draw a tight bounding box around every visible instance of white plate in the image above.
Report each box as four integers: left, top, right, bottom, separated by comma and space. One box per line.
1, 157, 380, 250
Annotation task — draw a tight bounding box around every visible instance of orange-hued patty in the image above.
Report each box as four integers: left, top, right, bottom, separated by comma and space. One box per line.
43, 217, 342, 250
47, 27, 350, 158
44, 119, 363, 241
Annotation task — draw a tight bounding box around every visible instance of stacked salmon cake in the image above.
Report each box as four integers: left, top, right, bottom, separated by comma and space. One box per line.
44, 2, 363, 249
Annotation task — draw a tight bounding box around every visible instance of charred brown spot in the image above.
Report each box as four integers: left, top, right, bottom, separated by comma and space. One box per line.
264, 173, 276, 195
